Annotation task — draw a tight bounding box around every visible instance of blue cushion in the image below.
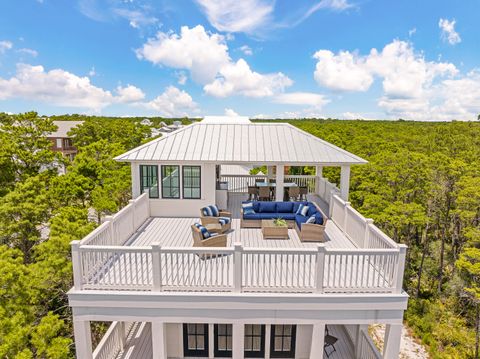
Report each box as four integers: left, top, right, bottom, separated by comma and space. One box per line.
306, 215, 316, 224
295, 214, 308, 228
276, 202, 294, 213
243, 212, 263, 220
194, 223, 211, 239
244, 208, 256, 215
315, 212, 324, 225
259, 202, 276, 213
296, 204, 309, 216
202, 205, 219, 217
307, 204, 318, 217
242, 202, 254, 210
277, 212, 296, 220
218, 217, 231, 225
292, 201, 309, 213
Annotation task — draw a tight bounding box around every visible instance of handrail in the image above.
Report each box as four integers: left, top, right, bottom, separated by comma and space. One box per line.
72, 243, 406, 294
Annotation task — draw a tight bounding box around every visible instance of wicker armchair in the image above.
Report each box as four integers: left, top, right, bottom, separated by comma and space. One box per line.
199, 207, 232, 232
191, 225, 227, 247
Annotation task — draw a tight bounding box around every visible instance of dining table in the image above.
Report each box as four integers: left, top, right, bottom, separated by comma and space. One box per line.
254, 182, 298, 201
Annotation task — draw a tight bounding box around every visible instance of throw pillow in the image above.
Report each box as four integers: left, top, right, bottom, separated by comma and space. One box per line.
296, 204, 309, 216
244, 208, 256, 215
306, 215, 316, 224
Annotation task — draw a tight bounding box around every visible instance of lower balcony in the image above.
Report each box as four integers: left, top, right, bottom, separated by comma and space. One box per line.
93, 322, 384, 359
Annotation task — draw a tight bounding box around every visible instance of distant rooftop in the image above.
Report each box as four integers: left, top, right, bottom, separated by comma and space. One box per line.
50, 121, 84, 138
115, 120, 367, 166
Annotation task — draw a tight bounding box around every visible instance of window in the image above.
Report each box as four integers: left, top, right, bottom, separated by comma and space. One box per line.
214, 324, 232, 357
161, 165, 180, 198
140, 165, 159, 198
244, 325, 265, 358
183, 166, 201, 199
270, 325, 296, 358
63, 138, 73, 149
183, 324, 209, 357
56, 139, 62, 148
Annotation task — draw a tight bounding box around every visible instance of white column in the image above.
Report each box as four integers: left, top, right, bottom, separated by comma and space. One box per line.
267, 166, 274, 181
340, 165, 351, 201
383, 324, 402, 359
152, 321, 167, 359
264, 325, 271, 359
131, 162, 140, 198
73, 319, 93, 359
208, 324, 215, 358
232, 323, 244, 359
315, 165, 323, 177
309, 323, 326, 358
275, 165, 285, 201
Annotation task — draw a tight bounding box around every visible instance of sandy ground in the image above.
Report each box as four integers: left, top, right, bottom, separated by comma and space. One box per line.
370, 324, 429, 359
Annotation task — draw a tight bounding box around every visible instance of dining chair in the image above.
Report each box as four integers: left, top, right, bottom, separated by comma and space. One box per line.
247, 186, 258, 200
258, 186, 271, 201
288, 186, 300, 201
299, 186, 308, 200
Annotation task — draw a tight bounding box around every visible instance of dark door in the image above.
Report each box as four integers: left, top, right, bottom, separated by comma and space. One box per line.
270, 325, 296, 358
183, 323, 209, 357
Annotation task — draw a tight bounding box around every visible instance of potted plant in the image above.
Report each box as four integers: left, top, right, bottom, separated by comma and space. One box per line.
273, 218, 288, 227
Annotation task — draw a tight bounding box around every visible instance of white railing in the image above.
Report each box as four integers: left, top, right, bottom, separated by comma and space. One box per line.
220, 174, 267, 192
330, 195, 398, 249
284, 175, 316, 193
219, 174, 317, 193
93, 321, 134, 359
358, 327, 383, 359
71, 243, 407, 294
316, 176, 340, 205
80, 193, 150, 246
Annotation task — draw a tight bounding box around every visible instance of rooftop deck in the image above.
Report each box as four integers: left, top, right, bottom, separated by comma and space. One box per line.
72, 188, 405, 295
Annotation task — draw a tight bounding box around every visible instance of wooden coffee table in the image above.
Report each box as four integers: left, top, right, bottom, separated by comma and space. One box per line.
261, 220, 289, 240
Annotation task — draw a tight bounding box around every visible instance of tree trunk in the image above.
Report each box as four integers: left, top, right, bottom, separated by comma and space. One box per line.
416, 223, 430, 298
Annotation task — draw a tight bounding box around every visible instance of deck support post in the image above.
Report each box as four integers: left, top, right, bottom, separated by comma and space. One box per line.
152, 243, 162, 291
395, 245, 408, 294
364, 218, 374, 248
309, 323, 326, 358
234, 243, 243, 292
118, 321, 126, 348
152, 321, 167, 359
208, 324, 215, 358
267, 166, 274, 181
340, 165, 350, 201
315, 166, 323, 195
383, 324, 402, 359
315, 244, 326, 293
275, 165, 285, 201
131, 162, 140, 199
232, 323, 244, 359
73, 318, 93, 359
71, 241, 83, 290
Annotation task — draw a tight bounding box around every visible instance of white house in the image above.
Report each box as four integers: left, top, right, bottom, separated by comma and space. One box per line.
68, 116, 408, 359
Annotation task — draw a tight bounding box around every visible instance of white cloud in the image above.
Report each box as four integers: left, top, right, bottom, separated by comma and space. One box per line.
176, 71, 187, 85
273, 92, 329, 108
138, 25, 292, 98
116, 84, 145, 102
439, 18, 461, 45
113, 8, 158, 29
239, 45, 253, 56
313, 49, 373, 91
136, 25, 230, 84
224, 108, 239, 116
17, 48, 38, 57
194, 0, 274, 34
408, 28, 416, 37
203, 58, 292, 98
88, 66, 96, 77
140, 86, 199, 117
0, 40, 13, 54
0, 63, 145, 111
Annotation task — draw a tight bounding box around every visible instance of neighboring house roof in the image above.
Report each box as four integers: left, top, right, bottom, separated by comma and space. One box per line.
115, 121, 367, 165
50, 121, 84, 138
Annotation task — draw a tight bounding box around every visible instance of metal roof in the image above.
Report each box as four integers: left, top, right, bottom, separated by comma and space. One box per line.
50, 121, 84, 138
114, 122, 367, 165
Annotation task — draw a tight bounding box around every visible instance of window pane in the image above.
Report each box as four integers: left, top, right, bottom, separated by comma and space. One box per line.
183, 166, 201, 199
245, 336, 252, 350
253, 325, 261, 335
197, 336, 204, 349
188, 335, 196, 349
218, 336, 226, 350
284, 325, 292, 335
226, 336, 232, 350
274, 337, 283, 351
218, 325, 226, 335
283, 337, 291, 351
196, 324, 204, 335
253, 337, 261, 350
275, 325, 284, 335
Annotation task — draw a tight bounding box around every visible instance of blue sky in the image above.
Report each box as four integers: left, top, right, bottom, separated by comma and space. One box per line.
0, 0, 479, 120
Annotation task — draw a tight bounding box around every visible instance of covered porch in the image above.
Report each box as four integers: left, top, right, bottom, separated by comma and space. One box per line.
92, 322, 386, 359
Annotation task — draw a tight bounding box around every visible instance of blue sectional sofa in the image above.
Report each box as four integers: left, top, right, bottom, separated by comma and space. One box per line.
241, 201, 328, 242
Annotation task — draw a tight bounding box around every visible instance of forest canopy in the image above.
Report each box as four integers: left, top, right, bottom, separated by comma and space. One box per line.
0, 113, 479, 358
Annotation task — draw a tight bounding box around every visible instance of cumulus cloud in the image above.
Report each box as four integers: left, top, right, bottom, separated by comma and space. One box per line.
224, 108, 239, 116
137, 25, 293, 98
0, 40, 13, 54
239, 45, 253, 56
0, 63, 145, 111
313, 49, 373, 91
136, 25, 230, 84
273, 92, 329, 108
439, 18, 461, 45
203, 59, 292, 97
113, 8, 158, 29
140, 86, 199, 117
194, 0, 274, 34
115, 84, 145, 102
